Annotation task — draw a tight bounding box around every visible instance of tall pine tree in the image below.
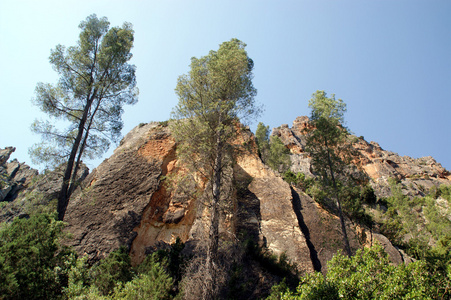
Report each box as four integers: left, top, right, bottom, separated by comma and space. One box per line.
30, 15, 138, 220
304, 90, 353, 257
170, 39, 260, 299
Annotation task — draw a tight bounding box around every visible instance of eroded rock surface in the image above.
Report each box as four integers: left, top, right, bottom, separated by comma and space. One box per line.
65, 123, 178, 262
274, 116, 451, 199
64, 123, 314, 271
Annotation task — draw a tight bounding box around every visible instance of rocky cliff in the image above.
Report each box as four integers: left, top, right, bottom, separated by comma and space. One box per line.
63, 122, 314, 272
274, 116, 451, 256
273, 116, 451, 199
1, 116, 449, 276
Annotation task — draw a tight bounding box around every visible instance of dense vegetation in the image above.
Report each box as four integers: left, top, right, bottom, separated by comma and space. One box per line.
269, 244, 437, 299
0, 213, 177, 299
2, 211, 449, 299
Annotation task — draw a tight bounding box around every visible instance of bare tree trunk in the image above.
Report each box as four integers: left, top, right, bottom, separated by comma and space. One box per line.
68, 100, 101, 196
203, 130, 223, 300
326, 147, 352, 257
57, 96, 93, 221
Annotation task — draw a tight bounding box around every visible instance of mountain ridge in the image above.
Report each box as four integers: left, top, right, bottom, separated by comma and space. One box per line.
1, 117, 449, 275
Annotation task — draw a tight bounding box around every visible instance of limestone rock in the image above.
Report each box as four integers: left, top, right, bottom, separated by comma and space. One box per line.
0, 147, 39, 203
63, 123, 315, 272
0, 146, 89, 222
65, 123, 177, 262
274, 117, 451, 199
234, 151, 313, 272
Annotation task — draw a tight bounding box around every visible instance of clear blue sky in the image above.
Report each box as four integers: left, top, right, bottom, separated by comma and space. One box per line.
1, 0, 450, 171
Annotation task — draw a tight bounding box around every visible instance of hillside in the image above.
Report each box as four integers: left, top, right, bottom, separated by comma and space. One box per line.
1, 117, 450, 298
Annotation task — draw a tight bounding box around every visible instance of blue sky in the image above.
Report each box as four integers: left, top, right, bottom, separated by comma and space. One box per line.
1, 0, 450, 171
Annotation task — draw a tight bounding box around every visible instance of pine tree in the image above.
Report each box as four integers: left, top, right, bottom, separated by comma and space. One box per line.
170, 38, 260, 299
304, 90, 352, 257
30, 14, 138, 220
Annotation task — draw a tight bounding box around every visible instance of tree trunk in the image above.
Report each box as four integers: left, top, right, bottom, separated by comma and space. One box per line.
57, 97, 93, 221
326, 148, 352, 257
203, 129, 223, 300
68, 99, 101, 196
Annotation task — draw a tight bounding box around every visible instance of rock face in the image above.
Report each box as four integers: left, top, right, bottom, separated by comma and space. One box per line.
236, 148, 314, 273
5, 116, 448, 277
0, 147, 38, 203
63, 123, 314, 272
352, 138, 451, 198
65, 123, 175, 262
272, 116, 451, 266
61, 117, 449, 271
0, 147, 39, 221
273, 116, 451, 199
0, 146, 89, 222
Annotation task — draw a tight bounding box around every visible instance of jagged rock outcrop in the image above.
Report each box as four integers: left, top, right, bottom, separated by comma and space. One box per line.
0, 147, 38, 203
0, 146, 89, 222
63, 122, 314, 272
65, 122, 174, 262
273, 116, 451, 199
352, 138, 450, 198
273, 116, 451, 265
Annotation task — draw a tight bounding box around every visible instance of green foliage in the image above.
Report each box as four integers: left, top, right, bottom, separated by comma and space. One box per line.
0, 213, 75, 299
439, 184, 451, 201
256, 122, 291, 173
170, 38, 260, 178
381, 181, 451, 247
379, 208, 404, 245
256, 122, 270, 159
30, 14, 138, 169
339, 184, 373, 227
285, 169, 373, 227
170, 39, 260, 298
138, 238, 185, 284
277, 244, 434, 299
360, 185, 377, 205
267, 136, 291, 173
0, 212, 176, 299
304, 91, 351, 185
90, 246, 133, 296
65, 245, 178, 300
0, 171, 9, 189
159, 120, 169, 127
30, 14, 138, 220
303, 91, 354, 256
283, 171, 303, 186
64, 255, 92, 298
113, 253, 173, 300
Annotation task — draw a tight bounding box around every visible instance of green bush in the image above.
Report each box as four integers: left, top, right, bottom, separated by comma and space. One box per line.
359, 185, 376, 205
440, 184, 451, 201
66, 241, 180, 299
90, 246, 133, 296
283, 171, 313, 192
276, 244, 434, 299
0, 213, 75, 299
113, 253, 173, 300
64, 255, 93, 298
267, 136, 291, 173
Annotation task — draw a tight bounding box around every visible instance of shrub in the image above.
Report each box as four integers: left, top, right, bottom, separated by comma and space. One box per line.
0, 213, 75, 299
277, 244, 434, 299
359, 185, 376, 205
267, 136, 291, 173
90, 246, 133, 296
113, 253, 173, 300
